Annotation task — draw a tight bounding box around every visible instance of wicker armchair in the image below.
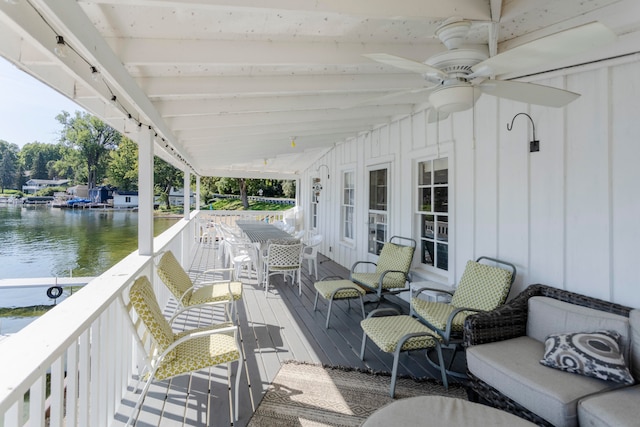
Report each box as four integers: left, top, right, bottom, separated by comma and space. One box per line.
464, 284, 633, 427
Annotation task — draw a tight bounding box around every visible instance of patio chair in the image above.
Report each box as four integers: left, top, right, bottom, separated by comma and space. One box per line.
359, 256, 515, 397
264, 239, 303, 295
302, 233, 323, 280
350, 236, 416, 303
125, 276, 243, 426
155, 250, 242, 324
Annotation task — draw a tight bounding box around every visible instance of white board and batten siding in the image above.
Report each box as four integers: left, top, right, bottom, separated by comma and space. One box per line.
302, 56, 640, 309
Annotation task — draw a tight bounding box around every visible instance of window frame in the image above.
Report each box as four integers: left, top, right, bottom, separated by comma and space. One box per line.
415, 156, 450, 274
341, 169, 355, 244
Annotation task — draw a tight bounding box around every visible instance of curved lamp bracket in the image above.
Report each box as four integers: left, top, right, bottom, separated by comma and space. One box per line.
507, 112, 540, 152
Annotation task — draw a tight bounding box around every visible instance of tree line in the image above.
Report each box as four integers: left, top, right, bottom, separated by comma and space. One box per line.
0, 111, 295, 209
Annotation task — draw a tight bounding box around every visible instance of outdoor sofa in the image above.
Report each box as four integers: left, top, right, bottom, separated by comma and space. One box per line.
464, 284, 639, 427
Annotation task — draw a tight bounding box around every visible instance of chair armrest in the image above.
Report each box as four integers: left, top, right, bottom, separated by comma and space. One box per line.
462, 286, 537, 347
413, 286, 454, 298
350, 260, 376, 273
365, 307, 403, 318
158, 323, 238, 363
197, 267, 235, 283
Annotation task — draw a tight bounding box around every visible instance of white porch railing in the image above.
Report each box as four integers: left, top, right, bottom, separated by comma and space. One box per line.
0, 212, 200, 427
199, 209, 294, 228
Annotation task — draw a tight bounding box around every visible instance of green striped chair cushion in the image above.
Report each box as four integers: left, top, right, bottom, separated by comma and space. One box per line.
155, 323, 240, 380
190, 281, 243, 305
450, 260, 513, 310
412, 260, 513, 332
130, 276, 178, 362
361, 315, 440, 353
353, 243, 414, 290
157, 251, 194, 301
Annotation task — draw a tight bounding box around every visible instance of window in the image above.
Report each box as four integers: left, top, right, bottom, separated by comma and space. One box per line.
417, 158, 448, 271
125, 196, 131, 203
341, 171, 355, 241
368, 168, 388, 255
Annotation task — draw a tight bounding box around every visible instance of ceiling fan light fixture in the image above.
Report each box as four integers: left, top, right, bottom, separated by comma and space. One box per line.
428, 84, 479, 114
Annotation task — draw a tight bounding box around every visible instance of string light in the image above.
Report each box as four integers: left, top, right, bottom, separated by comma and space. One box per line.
291, 137, 296, 148
54, 35, 67, 58
90, 66, 99, 81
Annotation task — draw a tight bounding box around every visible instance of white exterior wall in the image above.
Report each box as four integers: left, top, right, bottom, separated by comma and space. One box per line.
303, 56, 640, 308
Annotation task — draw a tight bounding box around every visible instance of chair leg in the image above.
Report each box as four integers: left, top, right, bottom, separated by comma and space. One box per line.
360, 331, 367, 360
390, 345, 403, 398
126, 371, 156, 427
325, 298, 334, 329
433, 342, 449, 390
359, 296, 366, 319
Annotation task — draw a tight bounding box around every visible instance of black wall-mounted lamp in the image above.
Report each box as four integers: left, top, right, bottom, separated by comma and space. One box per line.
507, 112, 540, 153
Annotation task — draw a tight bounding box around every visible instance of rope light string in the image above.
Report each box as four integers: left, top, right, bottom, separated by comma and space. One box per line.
14, 0, 194, 171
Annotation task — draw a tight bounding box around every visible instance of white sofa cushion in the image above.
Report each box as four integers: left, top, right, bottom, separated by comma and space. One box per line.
578, 385, 640, 427
527, 297, 631, 360
467, 335, 617, 427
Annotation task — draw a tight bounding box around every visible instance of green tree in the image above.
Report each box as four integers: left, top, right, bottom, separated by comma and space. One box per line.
0, 140, 19, 192
18, 142, 64, 178
282, 180, 296, 198
49, 146, 85, 182
108, 137, 138, 190
57, 111, 120, 189
154, 157, 183, 210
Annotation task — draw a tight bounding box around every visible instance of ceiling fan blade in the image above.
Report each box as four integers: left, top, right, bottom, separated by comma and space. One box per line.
470, 22, 616, 78
479, 80, 580, 107
363, 53, 447, 81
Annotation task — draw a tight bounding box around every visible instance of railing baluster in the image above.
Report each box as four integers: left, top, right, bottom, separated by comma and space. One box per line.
28, 375, 45, 427
90, 318, 101, 427
65, 339, 78, 427
49, 355, 65, 427
78, 330, 90, 427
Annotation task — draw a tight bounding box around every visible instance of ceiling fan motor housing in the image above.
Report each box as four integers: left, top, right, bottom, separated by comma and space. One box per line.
429, 83, 480, 114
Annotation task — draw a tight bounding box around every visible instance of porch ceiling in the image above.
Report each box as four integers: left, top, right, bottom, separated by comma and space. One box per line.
1, 0, 638, 178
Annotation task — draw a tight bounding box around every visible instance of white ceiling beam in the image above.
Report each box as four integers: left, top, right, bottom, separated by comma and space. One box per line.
154, 91, 415, 117
109, 38, 444, 66
80, 0, 492, 21
132, 74, 428, 98
177, 118, 378, 141
166, 104, 411, 130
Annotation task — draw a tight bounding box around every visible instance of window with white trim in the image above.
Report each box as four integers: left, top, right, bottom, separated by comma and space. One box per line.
341, 170, 355, 242
368, 167, 388, 255
417, 158, 449, 271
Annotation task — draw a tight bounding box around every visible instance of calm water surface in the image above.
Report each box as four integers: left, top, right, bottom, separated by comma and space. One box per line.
0, 205, 178, 332
0, 204, 177, 278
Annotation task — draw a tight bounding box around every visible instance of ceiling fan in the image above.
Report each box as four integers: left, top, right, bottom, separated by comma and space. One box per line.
364, 18, 616, 121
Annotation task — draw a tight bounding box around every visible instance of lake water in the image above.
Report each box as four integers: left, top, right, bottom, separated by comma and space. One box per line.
0, 204, 178, 333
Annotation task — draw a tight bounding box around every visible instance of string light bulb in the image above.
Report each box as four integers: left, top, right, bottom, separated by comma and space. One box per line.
291, 137, 296, 148
54, 36, 68, 58
263, 158, 268, 165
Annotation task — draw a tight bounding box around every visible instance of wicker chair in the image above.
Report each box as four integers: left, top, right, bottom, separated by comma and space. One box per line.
155, 250, 242, 324
350, 236, 416, 303
464, 284, 633, 426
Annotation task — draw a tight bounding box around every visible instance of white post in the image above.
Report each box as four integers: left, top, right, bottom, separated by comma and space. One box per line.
138, 128, 154, 256
195, 175, 201, 211
183, 168, 191, 221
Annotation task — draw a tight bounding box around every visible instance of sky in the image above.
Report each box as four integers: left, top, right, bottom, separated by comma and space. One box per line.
0, 57, 85, 148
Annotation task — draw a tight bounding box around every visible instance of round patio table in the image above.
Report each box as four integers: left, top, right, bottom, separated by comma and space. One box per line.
361, 395, 537, 426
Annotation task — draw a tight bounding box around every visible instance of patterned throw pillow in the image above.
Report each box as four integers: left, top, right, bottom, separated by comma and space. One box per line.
540, 330, 635, 384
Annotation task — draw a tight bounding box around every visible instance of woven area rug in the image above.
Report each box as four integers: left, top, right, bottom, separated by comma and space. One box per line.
247, 362, 467, 426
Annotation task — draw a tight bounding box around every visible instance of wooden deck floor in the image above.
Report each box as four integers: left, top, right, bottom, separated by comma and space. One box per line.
115, 240, 455, 427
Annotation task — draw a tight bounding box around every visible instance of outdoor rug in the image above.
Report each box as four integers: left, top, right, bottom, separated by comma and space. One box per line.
247, 361, 467, 426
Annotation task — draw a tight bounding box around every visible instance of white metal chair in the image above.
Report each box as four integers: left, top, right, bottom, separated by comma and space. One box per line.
302, 233, 323, 280
155, 250, 242, 324
264, 239, 303, 295
125, 276, 243, 426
